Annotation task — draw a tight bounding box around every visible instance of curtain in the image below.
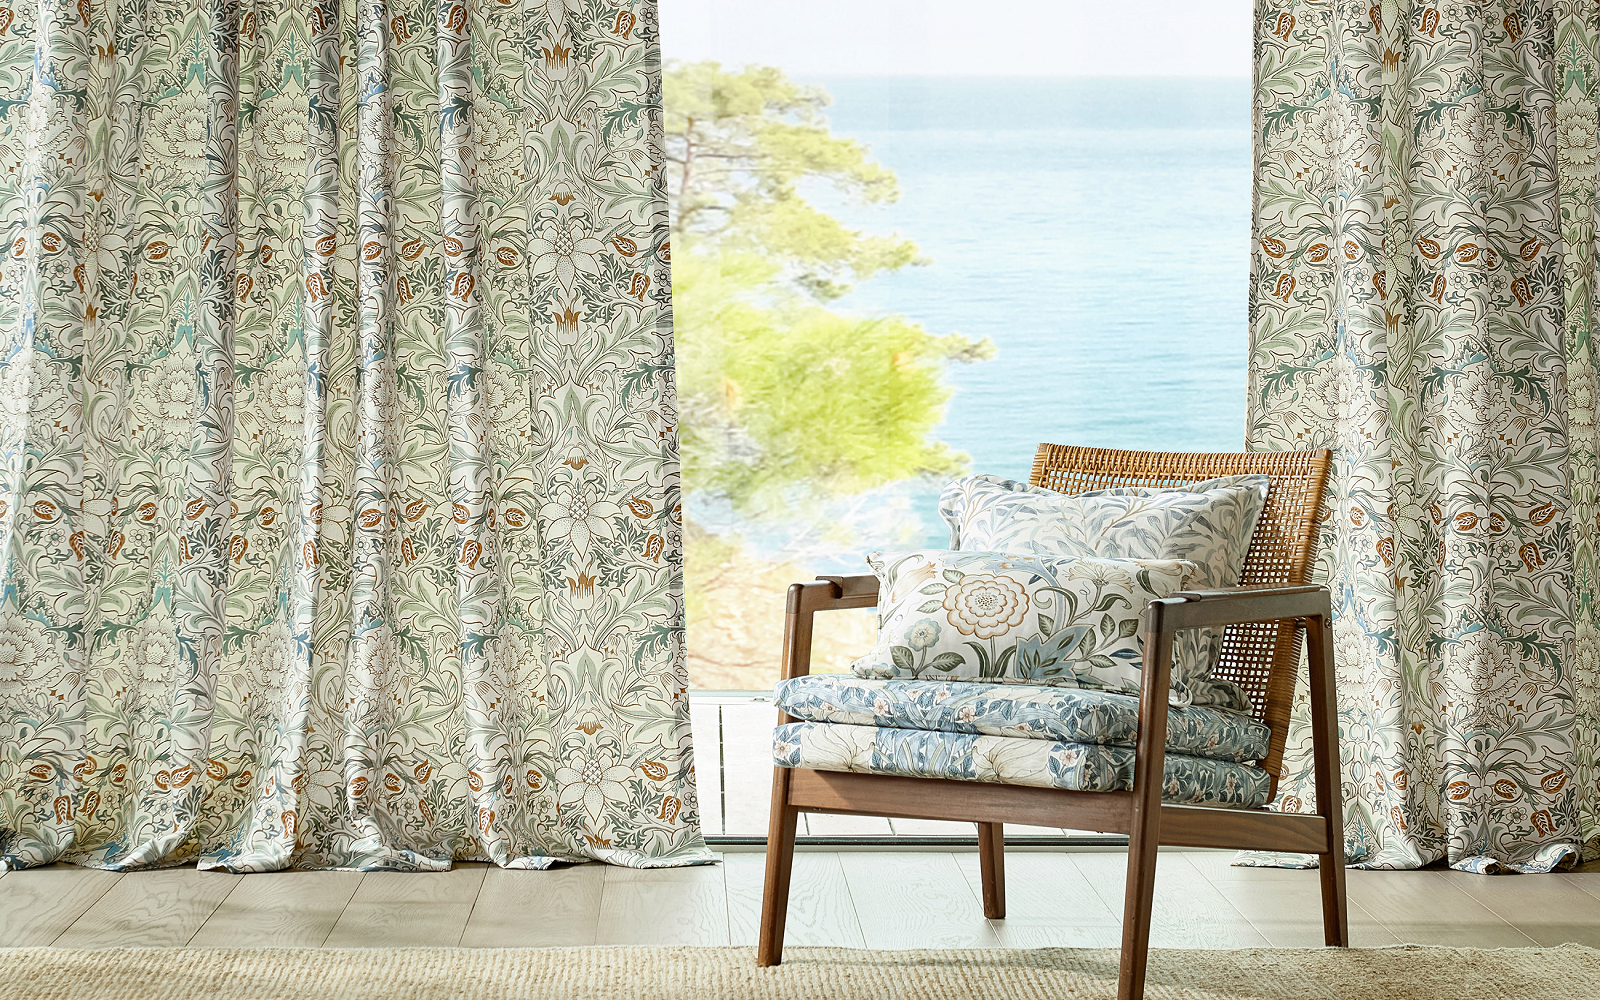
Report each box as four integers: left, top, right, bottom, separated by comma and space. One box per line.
0, 0, 710, 871
1249, 1, 1599, 871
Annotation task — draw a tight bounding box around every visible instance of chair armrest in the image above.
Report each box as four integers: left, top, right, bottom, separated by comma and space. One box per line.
1157, 585, 1331, 632
780, 575, 881, 683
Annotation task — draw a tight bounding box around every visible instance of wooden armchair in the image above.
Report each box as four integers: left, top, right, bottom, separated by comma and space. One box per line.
757, 444, 1345, 1000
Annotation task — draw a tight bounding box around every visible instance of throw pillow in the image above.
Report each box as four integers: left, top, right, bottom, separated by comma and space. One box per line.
849, 549, 1195, 696
937, 474, 1269, 709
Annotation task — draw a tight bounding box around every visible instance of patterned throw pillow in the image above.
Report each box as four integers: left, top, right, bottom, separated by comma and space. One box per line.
938, 474, 1269, 710
849, 549, 1195, 696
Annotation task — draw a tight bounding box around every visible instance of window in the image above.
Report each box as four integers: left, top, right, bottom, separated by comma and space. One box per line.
662, 0, 1252, 839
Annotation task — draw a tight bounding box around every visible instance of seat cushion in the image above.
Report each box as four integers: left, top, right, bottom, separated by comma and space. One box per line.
772, 722, 1274, 809
775, 675, 1271, 763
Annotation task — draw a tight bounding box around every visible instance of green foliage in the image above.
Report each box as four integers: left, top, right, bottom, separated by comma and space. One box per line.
665, 61, 921, 300
673, 249, 993, 514
664, 61, 995, 518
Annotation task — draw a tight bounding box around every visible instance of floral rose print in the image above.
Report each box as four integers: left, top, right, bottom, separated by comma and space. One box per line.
939, 474, 1268, 711
942, 573, 1028, 638
852, 549, 1194, 699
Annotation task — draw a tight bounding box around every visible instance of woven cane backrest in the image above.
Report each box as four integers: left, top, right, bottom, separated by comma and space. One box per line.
1028, 444, 1332, 786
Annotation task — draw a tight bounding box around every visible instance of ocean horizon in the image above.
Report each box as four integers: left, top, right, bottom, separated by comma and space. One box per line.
693, 76, 1254, 573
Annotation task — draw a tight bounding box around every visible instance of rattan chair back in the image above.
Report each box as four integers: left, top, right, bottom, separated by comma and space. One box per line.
1028, 443, 1332, 787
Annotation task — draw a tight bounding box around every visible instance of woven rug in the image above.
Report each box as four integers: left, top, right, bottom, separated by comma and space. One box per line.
2, 945, 1596, 999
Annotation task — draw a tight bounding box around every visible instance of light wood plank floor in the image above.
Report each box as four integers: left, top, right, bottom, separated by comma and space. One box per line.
6, 850, 1600, 950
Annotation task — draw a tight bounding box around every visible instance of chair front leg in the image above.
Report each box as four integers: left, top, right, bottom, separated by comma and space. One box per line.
758, 766, 799, 966
1118, 603, 1176, 1000
1305, 601, 1349, 946
977, 822, 1005, 919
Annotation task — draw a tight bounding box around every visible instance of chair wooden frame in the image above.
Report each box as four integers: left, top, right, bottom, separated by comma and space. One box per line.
756, 445, 1346, 1000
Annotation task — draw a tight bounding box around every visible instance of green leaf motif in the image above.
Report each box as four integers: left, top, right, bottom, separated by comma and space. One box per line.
927, 651, 965, 672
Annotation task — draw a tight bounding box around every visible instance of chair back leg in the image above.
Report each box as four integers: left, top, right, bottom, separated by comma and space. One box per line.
1306, 604, 1350, 946
757, 767, 799, 966
976, 822, 1006, 919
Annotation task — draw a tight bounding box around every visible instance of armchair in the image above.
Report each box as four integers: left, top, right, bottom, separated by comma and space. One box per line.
756, 444, 1345, 1000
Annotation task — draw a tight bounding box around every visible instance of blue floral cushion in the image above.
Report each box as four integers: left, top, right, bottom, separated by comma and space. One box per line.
772, 721, 1274, 808
774, 674, 1271, 763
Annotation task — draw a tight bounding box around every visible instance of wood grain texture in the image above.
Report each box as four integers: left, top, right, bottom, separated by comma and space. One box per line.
838, 852, 999, 949
1183, 854, 1394, 948
596, 865, 730, 946
189, 871, 362, 948
1434, 869, 1600, 947
54, 867, 240, 948
0, 865, 123, 947
350, 864, 486, 904
1073, 852, 1270, 948
1343, 870, 1536, 947
459, 865, 603, 948
956, 851, 1122, 948
322, 901, 477, 947
727, 852, 863, 948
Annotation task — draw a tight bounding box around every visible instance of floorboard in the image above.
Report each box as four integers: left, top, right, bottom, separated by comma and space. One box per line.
460, 865, 603, 948
0, 865, 123, 947
838, 852, 1000, 949
725, 852, 865, 947
1343, 869, 1537, 947
189, 870, 362, 948
1072, 851, 1270, 948
595, 864, 730, 946
322, 865, 487, 947
8, 850, 1600, 952
53, 867, 239, 948
956, 850, 1122, 948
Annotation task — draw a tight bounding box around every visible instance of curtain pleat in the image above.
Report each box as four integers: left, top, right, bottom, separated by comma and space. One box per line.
0, 0, 709, 871
1249, 0, 1599, 871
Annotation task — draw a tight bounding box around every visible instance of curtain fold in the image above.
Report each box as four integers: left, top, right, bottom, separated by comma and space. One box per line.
1249, 0, 1599, 870
0, 0, 710, 870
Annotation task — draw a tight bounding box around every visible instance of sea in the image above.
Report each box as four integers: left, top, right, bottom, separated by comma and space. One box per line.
695, 77, 1254, 573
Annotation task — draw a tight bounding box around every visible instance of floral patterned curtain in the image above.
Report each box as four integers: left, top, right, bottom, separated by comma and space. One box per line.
0, 0, 710, 871
1250, 0, 1599, 871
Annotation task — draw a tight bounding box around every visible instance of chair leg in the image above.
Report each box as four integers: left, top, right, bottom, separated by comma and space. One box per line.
977, 822, 1005, 919
1306, 606, 1350, 946
757, 767, 799, 966
1117, 801, 1160, 1000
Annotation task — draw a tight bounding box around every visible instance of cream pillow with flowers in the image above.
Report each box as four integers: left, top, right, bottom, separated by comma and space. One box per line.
849, 549, 1194, 696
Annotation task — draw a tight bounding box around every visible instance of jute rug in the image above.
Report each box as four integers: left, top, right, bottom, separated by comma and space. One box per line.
2, 944, 1596, 999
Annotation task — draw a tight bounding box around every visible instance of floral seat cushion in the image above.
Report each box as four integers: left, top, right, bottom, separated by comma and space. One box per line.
775, 674, 1271, 763
772, 722, 1274, 809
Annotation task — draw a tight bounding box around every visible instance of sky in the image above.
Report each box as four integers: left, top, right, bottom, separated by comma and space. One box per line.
657, 0, 1251, 78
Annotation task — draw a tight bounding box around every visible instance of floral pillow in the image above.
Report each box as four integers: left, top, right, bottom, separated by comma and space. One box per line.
849, 549, 1194, 696
938, 474, 1269, 710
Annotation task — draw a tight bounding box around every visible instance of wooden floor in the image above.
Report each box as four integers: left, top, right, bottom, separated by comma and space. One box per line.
5, 849, 1600, 950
